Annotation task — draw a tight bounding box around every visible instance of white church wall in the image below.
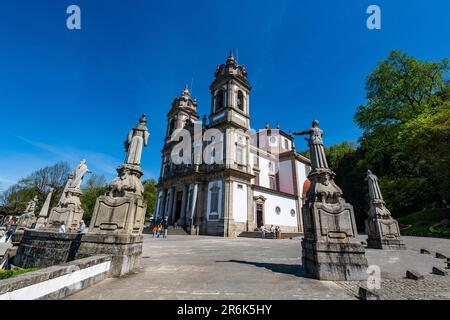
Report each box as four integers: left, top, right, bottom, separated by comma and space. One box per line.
232, 182, 248, 222
253, 190, 298, 227
257, 156, 271, 188
278, 160, 294, 194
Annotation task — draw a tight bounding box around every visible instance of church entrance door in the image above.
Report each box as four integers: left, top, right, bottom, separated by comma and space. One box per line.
256, 203, 264, 228
174, 191, 183, 223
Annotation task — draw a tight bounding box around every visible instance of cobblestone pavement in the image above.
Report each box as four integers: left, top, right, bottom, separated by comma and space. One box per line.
67, 235, 450, 300
336, 275, 450, 300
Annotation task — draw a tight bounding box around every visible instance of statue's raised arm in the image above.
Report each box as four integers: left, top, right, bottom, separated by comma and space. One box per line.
291, 120, 329, 170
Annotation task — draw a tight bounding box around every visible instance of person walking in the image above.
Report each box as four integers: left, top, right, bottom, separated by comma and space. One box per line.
152, 225, 158, 238
157, 224, 162, 238
58, 222, 66, 233
260, 225, 266, 239
163, 219, 169, 239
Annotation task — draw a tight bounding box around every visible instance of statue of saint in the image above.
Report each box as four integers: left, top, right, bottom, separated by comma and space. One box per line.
290, 120, 329, 170
366, 170, 383, 202
70, 159, 91, 189
25, 196, 39, 214
125, 114, 150, 166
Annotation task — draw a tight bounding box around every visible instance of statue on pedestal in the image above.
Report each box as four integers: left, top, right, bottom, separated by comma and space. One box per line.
47, 160, 91, 231
77, 114, 149, 277
87, 114, 148, 236
290, 120, 368, 281
365, 170, 406, 249
17, 196, 39, 229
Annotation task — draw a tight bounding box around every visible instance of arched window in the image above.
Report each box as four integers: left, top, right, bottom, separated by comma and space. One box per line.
237, 90, 244, 111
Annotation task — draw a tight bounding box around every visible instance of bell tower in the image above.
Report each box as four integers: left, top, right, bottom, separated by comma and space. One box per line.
209, 51, 251, 130
160, 85, 199, 178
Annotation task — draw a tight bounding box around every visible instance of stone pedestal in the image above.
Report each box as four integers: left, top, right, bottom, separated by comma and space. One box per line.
301, 169, 368, 281
365, 201, 406, 250
76, 234, 142, 277
88, 193, 146, 236
77, 164, 147, 276
302, 202, 368, 280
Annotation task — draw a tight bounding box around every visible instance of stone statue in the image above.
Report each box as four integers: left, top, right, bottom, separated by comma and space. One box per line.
125, 114, 150, 166
70, 160, 91, 189
77, 114, 149, 277
108, 167, 144, 197
289, 120, 368, 280
17, 196, 39, 229
25, 196, 39, 214
46, 161, 90, 231
364, 170, 405, 249
290, 120, 328, 170
366, 170, 383, 202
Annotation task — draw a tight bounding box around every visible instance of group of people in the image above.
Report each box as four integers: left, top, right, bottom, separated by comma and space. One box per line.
58, 220, 88, 234
260, 225, 282, 239
151, 218, 169, 238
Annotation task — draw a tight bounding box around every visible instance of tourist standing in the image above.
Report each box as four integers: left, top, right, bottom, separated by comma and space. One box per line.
5, 228, 13, 242
260, 225, 266, 239
163, 219, 169, 238
59, 222, 66, 233
270, 225, 275, 239
78, 220, 88, 234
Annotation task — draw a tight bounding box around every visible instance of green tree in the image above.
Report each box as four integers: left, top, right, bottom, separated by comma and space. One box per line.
143, 179, 157, 221
0, 161, 71, 215
354, 50, 449, 217
80, 174, 108, 222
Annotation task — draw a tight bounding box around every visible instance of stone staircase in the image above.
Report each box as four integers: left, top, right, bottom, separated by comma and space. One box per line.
238, 231, 303, 240
143, 226, 190, 236
168, 226, 190, 236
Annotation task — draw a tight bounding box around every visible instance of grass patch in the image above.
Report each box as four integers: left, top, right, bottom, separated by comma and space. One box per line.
398, 208, 450, 237
0, 268, 39, 280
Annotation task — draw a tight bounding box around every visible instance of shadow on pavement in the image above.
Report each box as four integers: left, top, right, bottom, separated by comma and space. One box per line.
217, 259, 309, 277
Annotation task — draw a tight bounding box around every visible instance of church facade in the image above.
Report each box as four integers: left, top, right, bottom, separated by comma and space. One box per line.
154, 53, 311, 237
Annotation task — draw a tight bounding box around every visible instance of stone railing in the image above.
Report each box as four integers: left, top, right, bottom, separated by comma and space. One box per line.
0, 255, 111, 300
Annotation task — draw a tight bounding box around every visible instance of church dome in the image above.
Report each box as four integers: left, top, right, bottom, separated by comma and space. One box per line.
214, 51, 248, 80
169, 85, 198, 113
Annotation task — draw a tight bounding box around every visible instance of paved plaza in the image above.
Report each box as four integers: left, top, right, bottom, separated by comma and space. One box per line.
67, 235, 450, 300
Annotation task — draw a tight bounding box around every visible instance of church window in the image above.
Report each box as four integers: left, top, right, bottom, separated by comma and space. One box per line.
275, 206, 281, 215
254, 171, 260, 186
290, 209, 296, 217
236, 145, 244, 165
237, 90, 244, 111
284, 139, 289, 150
269, 175, 277, 190
237, 184, 243, 190
216, 90, 224, 111
211, 189, 219, 213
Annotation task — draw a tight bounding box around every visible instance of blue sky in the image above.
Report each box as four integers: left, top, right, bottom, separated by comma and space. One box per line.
0, 0, 449, 191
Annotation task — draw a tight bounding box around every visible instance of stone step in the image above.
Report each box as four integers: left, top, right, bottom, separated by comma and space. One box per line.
143, 226, 190, 236
238, 231, 303, 240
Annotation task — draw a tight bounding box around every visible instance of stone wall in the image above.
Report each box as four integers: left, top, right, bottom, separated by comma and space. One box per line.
0, 255, 111, 300
13, 230, 83, 269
